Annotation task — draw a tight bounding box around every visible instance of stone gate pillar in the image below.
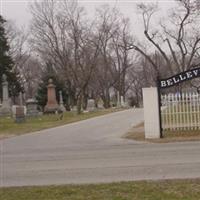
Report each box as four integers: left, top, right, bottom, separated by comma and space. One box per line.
142, 87, 161, 139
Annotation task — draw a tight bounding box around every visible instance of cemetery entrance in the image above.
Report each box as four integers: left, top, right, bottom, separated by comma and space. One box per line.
158, 67, 200, 136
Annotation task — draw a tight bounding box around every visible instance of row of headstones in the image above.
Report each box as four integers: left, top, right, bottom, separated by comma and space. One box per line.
0, 76, 67, 118
45, 78, 128, 112
0, 76, 95, 118
0, 75, 40, 122
0, 75, 128, 120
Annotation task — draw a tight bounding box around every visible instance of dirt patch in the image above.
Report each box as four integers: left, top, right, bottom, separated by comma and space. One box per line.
0, 134, 14, 140
123, 123, 200, 143
123, 124, 145, 141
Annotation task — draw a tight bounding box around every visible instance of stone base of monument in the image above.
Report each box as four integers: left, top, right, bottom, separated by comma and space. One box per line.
44, 104, 62, 114
26, 99, 39, 117
12, 105, 26, 118
0, 106, 12, 117
87, 99, 96, 112
15, 106, 26, 123
59, 104, 66, 113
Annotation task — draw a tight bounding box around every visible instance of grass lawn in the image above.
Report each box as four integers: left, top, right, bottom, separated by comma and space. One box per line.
123, 122, 200, 143
0, 108, 124, 139
1, 179, 200, 200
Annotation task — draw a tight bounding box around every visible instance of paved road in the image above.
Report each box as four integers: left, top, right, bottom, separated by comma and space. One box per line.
1, 108, 200, 187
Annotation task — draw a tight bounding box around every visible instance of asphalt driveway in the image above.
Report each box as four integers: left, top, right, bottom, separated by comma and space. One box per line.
1, 108, 200, 187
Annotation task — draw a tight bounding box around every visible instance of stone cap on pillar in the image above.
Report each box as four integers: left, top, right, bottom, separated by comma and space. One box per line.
2, 74, 7, 82
48, 79, 55, 88
26, 98, 38, 104
2, 74, 7, 81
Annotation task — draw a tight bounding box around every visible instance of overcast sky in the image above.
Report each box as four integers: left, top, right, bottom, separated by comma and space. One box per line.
1, 0, 176, 39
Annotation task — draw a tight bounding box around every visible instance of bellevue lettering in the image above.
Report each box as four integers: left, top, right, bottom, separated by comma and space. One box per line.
159, 67, 200, 88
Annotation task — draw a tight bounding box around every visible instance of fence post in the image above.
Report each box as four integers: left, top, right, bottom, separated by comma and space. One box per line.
142, 87, 161, 139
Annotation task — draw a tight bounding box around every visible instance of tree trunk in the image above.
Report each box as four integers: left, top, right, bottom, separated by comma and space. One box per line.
82, 92, 88, 110
94, 98, 98, 108
101, 89, 110, 109
103, 98, 110, 108
76, 93, 82, 114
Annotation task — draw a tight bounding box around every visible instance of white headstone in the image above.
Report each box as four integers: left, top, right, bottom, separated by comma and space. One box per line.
26, 99, 39, 117
0, 74, 11, 116
59, 91, 66, 112
87, 99, 95, 112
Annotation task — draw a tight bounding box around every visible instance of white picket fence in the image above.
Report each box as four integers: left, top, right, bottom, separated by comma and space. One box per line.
161, 92, 200, 131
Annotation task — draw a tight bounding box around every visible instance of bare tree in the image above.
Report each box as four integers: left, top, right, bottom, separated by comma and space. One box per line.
21, 56, 42, 99
30, 0, 101, 113
127, 67, 145, 107
89, 5, 136, 107
111, 17, 136, 101
6, 21, 30, 72
5, 20, 42, 100
130, 0, 200, 81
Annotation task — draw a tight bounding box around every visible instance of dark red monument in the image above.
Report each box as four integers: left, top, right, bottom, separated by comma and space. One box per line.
44, 79, 59, 113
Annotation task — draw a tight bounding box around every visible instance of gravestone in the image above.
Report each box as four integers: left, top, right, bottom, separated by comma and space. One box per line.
12, 105, 26, 118
0, 74, 11, 116
44, 79, 60, 113
26, 99, 39, 117
71, 106, 77, 112
98, 101, 104, 109
124, 101, 129, 108
121, 96, 125, 107
59, 91, 66, 112
87, 99, 95, 112
15, 106, 25, 123
14, 92, 26, 122
19, 92, 23, 106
